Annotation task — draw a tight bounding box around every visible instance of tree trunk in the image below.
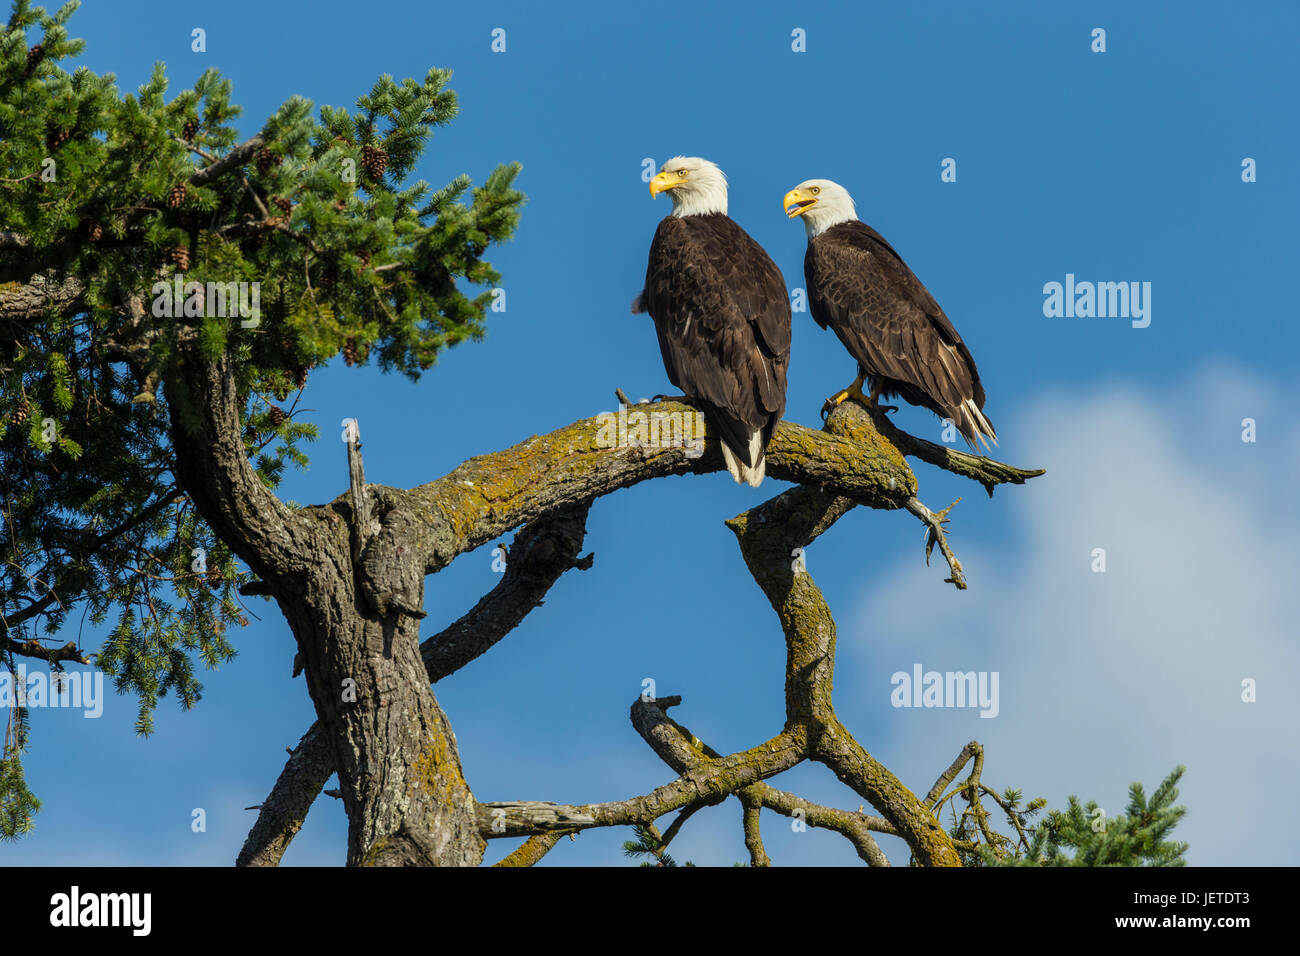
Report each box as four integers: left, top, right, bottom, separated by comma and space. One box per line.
278, 564, 484, 866
167, 354, 482, 865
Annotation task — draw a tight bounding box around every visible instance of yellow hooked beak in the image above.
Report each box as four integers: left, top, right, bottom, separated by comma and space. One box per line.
649, 170, 683, 198
784, 188, 817, 218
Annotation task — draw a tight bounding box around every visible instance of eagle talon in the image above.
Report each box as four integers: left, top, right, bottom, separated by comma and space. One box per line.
822, 376, 872, 419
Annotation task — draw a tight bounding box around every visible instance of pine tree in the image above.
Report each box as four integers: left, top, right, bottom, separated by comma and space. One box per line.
981, 766, 1190, 867
622, 824, 698, 867
0, 0, 523, 837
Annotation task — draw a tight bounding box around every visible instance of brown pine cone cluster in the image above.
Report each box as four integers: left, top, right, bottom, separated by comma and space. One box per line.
206, 568, 223, 589
356, 248, 371, 270
255, 147, 282, 176
182, 118, 199, 141
25, 43, 45, 76
12, 398, 31, 426
46, 126, 71, 151
267, 405, 287, 427
169, 245, 190, 270
167, 183, 187, 209
271, 196, 292, 216
82, 219, 103, 241
342, 337, 359, 367
360, 144, 388, 180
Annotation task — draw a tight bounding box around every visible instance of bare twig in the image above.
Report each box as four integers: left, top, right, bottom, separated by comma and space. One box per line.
905, 496, 967, 590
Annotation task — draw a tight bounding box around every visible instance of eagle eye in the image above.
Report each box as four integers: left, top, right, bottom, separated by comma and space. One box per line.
677, 169, 687, 178
811, 186, 820, 195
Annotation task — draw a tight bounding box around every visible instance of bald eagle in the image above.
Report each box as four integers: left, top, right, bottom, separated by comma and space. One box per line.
634, 157, 791, 486
783, 179, 997, 452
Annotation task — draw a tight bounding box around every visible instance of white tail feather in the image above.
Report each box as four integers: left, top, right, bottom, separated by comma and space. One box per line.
719, 430, 766, 487
963, 399, 998, 452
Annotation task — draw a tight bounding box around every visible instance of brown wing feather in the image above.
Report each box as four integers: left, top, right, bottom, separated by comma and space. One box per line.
805, 220, 994, 448
643, 214, 791, 468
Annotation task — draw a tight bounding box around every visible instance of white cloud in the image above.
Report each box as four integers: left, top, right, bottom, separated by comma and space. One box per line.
844, 365, 1300, 865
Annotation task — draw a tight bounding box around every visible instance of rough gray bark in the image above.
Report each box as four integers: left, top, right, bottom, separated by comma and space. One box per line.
237, 503, 594, 867
166, 353, 484, 865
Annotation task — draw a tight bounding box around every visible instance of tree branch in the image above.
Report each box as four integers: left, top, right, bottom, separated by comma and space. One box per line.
390, 398, 916, 576
164, 352, 304, 583
926, 741, 980, 808
0, 638, 87, 665
476, 727, 806, 839
235, 723, 336, 867
865, 406, 1045, 497
632, 695, 894, 867
740, 796, 770, 867
188, 134, 266, 188
723, 430, 963, 866
0, 273, 85, 323
421, 502, 593, 681
905, 495, 966, 590
492, 830, 572, 867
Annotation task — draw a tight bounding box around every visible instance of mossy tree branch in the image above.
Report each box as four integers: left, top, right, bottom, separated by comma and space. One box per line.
235, 396, 1042, 866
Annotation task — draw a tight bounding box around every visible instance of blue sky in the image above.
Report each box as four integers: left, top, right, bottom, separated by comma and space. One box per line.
4, 0, 1298, 866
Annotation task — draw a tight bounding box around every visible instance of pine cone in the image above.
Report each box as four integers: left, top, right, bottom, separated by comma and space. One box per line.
169, 245, 190, 270
45, 126, 71, 151
82, 219, 103, 241
25, 43, 45, 76
293, 364, 311, 389
255, 146, 276, 176
272, 196, 292, 216
268, 406, 287, 427
182, 118, 199, 141
360, 144, 388, 180
207, 568, 222, 589
356, 248, 371, 270
12, 398, 30, 426
167, 183, 187, 209
342, 337, 359, 367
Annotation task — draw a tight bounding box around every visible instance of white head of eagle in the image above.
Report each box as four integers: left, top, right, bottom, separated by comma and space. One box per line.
649, 157, 728, 218
783, 179, 857, 237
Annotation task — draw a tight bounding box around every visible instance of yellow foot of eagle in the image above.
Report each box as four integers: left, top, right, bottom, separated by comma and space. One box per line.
820, 377, 897, 420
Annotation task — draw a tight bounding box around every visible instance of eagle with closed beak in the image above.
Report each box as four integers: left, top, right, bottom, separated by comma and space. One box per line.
633, 157, 791, 486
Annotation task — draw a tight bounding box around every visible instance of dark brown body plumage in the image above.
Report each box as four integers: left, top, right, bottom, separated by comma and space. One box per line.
805, 220, 996, 449
639, 213, 791, 480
